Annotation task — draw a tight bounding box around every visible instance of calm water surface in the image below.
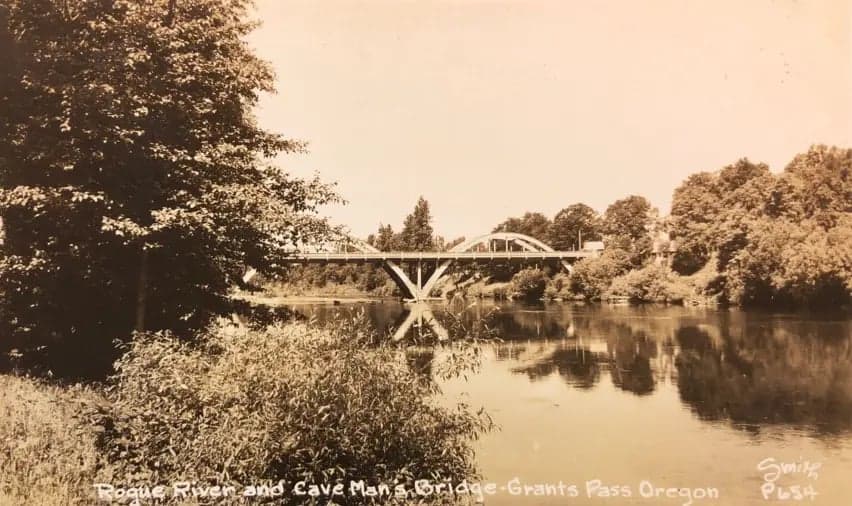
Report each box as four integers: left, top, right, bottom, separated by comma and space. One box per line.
290, 301, 852, 505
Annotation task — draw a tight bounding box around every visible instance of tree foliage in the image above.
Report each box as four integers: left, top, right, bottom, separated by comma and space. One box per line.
397, 196, 435, 251
669, 159, 771, 273
669, 147, 851, 306
493, 211, 551, 241
602, 195, 655, 266
0, 0, 338, 376
368, 223, 398, 251
510, 267, 547, 301
547, 203, 602, 251
602, 195, 653, 242
668, 172, 720, 272
605, 263, 694, 303
569, 248, 632, 300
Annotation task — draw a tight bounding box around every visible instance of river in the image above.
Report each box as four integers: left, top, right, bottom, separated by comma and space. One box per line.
287, 300, 852, 505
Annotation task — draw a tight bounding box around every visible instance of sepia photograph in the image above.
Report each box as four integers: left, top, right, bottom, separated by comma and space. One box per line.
1, 0, 850, 504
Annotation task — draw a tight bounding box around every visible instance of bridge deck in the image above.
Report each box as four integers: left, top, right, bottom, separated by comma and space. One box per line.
284, 251, 596, 263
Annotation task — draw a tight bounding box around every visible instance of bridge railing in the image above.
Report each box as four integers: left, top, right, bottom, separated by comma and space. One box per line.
285, 250, 595, 262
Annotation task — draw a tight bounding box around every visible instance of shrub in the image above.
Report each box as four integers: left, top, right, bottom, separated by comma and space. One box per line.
96, 321, 492, 500
601, 258, 727, 305
510, 268, 548, 301
679, 254, 723, 304
491, 285, 509, 300
569, 248, 632, 300
606, 263, 673, 302
544, 273, 571, 300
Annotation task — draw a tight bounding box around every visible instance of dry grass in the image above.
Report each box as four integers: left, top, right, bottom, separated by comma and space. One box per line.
0, 375, 102, 505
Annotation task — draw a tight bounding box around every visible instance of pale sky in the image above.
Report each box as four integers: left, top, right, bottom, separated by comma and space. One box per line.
248, 0, 852, 240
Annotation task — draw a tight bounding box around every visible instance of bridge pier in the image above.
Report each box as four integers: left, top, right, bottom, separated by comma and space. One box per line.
398, 261, 429, 301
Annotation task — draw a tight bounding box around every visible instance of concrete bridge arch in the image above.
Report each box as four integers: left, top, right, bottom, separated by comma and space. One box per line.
245, 232, 592, 301
345, 232, 574, 301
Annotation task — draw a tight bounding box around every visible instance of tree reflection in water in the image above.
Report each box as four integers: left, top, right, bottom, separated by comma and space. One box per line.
492, 305, 852, 434
675, 323, 852, 435
511, 345, 604, 389
294, 301, 852, 436
608, 330, 658, 395
508, 323, 666, 395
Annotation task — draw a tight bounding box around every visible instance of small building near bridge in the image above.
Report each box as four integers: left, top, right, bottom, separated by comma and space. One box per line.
582, 241, 604, 253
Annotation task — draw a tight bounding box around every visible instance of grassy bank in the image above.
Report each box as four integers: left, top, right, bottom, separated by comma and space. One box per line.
0, 376, 102, 505
1, 319, 491, 504
260, 281, 387, 299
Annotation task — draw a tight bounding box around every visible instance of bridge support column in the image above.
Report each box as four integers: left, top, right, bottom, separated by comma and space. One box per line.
382, 261, 424, 301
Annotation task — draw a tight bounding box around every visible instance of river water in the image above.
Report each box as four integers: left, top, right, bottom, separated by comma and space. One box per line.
288, 300, 852, 505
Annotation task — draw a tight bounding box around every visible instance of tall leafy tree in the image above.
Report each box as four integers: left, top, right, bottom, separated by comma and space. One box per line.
371, 223, 398, 251
669, 172, 721, 273
547, 203, 602, 250
0, 0, 337, 376
398, 196, 435, 251
602, 195, 654, 265
784, 145, 851, 229
669, 158, 772, 273
602, 196, 652, 242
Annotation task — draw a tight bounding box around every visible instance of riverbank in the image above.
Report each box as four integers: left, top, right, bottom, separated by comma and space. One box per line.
236, 292, 392, 306
252, 252, 849, 311
0, 319, 490, 505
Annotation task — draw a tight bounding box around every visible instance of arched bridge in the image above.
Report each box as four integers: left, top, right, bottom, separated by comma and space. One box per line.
281, 232, 599, 301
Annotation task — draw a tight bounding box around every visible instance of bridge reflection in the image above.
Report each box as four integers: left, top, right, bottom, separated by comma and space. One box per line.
392, 302, 449, 342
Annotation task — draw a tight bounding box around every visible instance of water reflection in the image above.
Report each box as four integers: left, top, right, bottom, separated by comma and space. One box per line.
511, 345, 603, 390
675, 322, 852, 435
391, 303, 448, 341
290, 300, 852, 504
290, 300, 852, 435
608, 330, 659, 395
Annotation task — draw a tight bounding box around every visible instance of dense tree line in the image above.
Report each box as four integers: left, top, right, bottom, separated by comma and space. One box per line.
286, 149, 850, 308
483, 195, 656, 294
490, 196, 654, 258
479, 148, 850, 307
669, 146, 851, 306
